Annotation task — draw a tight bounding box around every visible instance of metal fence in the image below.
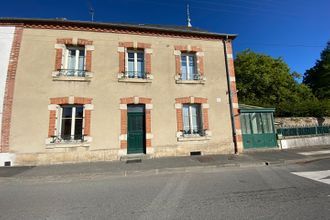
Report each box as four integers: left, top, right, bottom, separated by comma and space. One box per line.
277, 124, 330, 138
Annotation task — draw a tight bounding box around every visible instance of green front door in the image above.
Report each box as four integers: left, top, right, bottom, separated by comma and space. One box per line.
127, 105, 146, 154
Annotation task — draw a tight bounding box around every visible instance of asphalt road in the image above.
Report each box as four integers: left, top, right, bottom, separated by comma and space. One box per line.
0, 159, 329, 220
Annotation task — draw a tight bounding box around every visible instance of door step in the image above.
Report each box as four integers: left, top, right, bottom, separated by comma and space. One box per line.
120, 154, 150, 162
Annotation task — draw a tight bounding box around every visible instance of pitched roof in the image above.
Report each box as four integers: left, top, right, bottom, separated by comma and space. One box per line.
0, 17, 237, 40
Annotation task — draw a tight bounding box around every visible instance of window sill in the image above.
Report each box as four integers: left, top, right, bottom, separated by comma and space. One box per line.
117, 73, 153, 83
52, 71, 93, 82
45, 136, 92, 148
175, 79, 206, 84
177, 135, 211, 142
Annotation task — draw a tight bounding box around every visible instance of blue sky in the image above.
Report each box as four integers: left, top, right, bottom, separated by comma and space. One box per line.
1, 0, 329, 78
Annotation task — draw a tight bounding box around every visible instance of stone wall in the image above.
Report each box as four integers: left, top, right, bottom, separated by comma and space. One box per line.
275, 117, 330, 127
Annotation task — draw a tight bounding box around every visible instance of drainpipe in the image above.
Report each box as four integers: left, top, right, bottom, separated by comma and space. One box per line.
223, 35, 238, 154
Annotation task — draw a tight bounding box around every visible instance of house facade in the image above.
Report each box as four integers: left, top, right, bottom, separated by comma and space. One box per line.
0, 18, 242, 166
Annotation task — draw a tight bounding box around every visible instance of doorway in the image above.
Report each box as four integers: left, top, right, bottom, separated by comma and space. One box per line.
127, 105, 146, 154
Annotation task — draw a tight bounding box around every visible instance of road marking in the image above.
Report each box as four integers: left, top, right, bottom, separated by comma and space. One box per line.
298, 150, 330, 156
291, 170, 330, 185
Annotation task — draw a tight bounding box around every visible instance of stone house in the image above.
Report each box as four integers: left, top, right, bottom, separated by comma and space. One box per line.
0, 18, 242, 166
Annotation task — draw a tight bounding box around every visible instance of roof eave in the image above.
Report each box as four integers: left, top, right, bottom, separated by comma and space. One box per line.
0, 17, 238, 40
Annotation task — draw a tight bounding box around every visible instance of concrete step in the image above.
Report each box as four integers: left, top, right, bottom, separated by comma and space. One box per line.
120, 154, 150, 162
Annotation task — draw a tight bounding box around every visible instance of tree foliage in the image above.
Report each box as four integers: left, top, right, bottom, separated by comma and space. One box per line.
303, 41, 330, 100
234, 49, 329, 117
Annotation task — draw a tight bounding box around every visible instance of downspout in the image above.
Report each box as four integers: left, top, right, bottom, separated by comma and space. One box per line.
223, 35, 238, 154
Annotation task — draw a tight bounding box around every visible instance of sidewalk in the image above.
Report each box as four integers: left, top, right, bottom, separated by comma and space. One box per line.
0, 145, 329, 179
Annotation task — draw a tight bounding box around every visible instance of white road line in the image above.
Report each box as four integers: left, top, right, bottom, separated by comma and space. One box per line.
291, 170, 330, 185
298, 150, 330, 156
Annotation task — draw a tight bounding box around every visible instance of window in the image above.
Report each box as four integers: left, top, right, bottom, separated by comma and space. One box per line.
59, 105, 84, 141
181, 53, 198, 80
182, 104, 204, 136
63, 46, 86, 77
126, 49, 145, 78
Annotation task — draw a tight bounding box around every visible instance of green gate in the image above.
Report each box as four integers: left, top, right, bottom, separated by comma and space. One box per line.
127, 105, 146, 154
239, 105, 277, 149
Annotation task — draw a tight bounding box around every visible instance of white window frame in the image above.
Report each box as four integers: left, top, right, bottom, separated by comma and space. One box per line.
64, 46, 86, 76
57, 105, 85, 141
125, 49, 145, 77
181, 53, 197, 80
182, 104, 203, 135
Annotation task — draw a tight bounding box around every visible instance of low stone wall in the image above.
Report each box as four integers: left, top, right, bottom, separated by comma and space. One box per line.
279, 135, 330, 149
275, 117, 330, 127
1, 142, 234, 166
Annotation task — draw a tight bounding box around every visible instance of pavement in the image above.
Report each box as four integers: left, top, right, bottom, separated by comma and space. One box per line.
0, 145, 330, 179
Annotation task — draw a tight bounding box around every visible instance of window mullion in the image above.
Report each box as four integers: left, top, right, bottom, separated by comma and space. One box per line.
71, 107, 76, 139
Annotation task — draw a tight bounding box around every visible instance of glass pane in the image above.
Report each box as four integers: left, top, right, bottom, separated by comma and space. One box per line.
74, 119, 83, 140
61, 119, 72, 140
75, 106, 84, 118
67, 50, 76, 67
62, 107, 73, 118
262, 113, 273, 133
127, 105, 145, 113
181, 55, 187, 80
190, 105, 199, 133
78, 49, 85, 72
188, 55, 195, 79
137, 52, 144, 77
256, 113, 263, 134
128, 52, 134, 73
241, 113, 252, 134
182, 105, 190, 132
244, 114, 252, 134
251, 113, 261, 134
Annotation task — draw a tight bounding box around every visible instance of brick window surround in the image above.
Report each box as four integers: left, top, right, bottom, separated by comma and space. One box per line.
174, 45, 205, 82
46, 96, 93, 144
117, 42, 153, 80
53, 38, 94, 79
119, 97, 153, 154
175, 97, 211, 138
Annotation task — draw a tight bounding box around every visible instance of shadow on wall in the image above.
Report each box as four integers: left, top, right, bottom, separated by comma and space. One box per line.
317, 117, 325, 126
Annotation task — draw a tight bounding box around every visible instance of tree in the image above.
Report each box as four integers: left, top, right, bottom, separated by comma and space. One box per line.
303, 41, 330, 99
234, 49, 329, 117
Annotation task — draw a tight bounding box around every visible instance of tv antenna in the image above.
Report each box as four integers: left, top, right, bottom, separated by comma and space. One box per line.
187, 3, 192, 27
87, 0, 95, 22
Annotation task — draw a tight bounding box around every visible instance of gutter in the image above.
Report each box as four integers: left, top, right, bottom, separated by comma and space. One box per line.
223, 35, 238, 154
